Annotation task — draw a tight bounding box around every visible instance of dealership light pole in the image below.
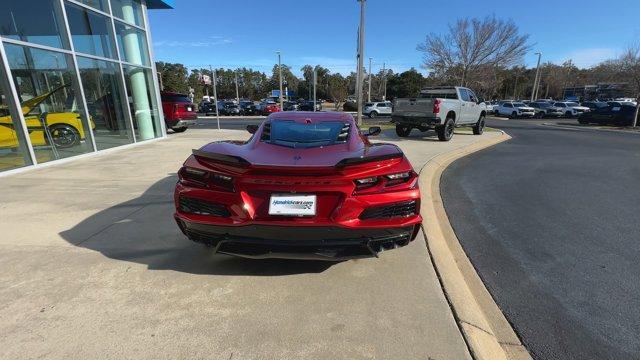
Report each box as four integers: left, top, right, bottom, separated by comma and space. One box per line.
210, 65, 220, 130
313, 66, 317, 112
531, 52, 542, 101
381, 62, 386, 100
277, 51, 283, 109
356, 0, 366, 126
234, 70, 240, 103
368, 57, 372, 102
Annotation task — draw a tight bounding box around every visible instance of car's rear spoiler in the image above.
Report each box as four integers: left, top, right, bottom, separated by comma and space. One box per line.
192, 149, 250, 166
193, 149, 403, 169
335, 152, 403, 168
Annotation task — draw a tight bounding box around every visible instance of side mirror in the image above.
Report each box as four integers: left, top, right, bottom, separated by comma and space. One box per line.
366, 126, 381, 136
246, 124, 259, 134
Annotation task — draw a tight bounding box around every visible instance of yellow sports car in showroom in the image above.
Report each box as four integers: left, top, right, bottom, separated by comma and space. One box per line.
0, 85, 93, 150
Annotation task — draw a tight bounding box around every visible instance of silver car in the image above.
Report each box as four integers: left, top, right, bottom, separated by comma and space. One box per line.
363, 101, 393, 118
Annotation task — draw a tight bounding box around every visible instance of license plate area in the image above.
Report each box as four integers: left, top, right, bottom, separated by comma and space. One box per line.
268, 194, 316, 216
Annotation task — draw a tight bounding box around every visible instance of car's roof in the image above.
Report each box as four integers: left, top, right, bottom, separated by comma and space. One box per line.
268, 111, 354, 122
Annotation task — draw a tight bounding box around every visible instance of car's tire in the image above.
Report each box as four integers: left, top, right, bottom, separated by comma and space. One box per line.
537, 111, 545, 119
48, 124, 80, 148
565, 111, 573, 117
510, 111, 518, 119
395, 124, 411, 137
436, 117, 455, 141
577, 118, 589, 125
368, 111, 378, 119
472, 115, 485, 135
172, 127, 188, 133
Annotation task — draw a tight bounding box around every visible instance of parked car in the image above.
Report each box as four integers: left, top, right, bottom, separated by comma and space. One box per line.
1, 85, 94, 149
259, 102, 281, 115
343, 99, 358, 111
497, 101, 535, 118
218, 101, 240, 116
581, 101, 609, 111
530, 101, 563, 118
161, 91, 196, 133
239, 101, 257, 115
283, 101, 300, 111
363, 101, 392, 118
198, 101, 216, 115
299, 100, 322, 111
578, 103, 639, 126
392, 86, 486, 141
174, 111, 422, 260
482, 101, 499, 114
551, 102, 590, 117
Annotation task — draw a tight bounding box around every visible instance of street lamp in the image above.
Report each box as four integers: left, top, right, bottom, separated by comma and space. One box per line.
531, 52, 542, 101
368, 57, 372, 103
277, 51, 283, 109
356, 0, 366, 126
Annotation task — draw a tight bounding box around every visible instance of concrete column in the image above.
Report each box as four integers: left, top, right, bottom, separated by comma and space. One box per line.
121, 1, 154, 140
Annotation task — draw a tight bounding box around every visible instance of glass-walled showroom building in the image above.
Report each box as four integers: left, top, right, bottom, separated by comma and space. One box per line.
0, 0, 173, 174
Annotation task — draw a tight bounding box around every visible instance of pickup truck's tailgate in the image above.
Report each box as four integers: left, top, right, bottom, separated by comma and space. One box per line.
392, 98, 435, 117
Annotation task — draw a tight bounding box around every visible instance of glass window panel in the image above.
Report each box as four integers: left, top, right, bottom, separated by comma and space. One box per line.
114, 22, 149, 66
0, 58, 33, 172
4, 43, 94, 163
76, 0, 109, 12
0, 0, 69, 49
110, 0, 144, 27
122, 65, 162, 140
65, 2, 117, 59
77, 57, 133, 150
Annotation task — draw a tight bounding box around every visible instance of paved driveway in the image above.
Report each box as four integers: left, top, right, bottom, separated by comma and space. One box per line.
0, 128, 496, 359
442, 118, 640, 359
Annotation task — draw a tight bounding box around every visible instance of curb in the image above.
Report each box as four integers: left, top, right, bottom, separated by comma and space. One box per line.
419, 132, 531, 360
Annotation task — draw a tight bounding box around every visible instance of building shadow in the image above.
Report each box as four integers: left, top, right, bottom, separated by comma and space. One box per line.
59, 175, 334, 276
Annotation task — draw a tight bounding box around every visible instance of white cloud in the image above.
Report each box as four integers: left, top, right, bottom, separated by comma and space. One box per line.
155, 36, 232, 48
558, 48, 620, 68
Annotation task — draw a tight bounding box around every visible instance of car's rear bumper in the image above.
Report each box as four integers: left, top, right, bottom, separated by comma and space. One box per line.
174, 218, 421, 260
391, 115, 442, 127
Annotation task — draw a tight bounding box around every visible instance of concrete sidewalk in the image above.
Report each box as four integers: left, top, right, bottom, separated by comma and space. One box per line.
0, 128, 499, 359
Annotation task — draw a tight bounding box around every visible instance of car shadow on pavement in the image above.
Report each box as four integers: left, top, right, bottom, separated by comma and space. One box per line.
59, 175, 335, 276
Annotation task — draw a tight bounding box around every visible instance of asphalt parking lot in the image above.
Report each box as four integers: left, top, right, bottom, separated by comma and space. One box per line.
442, 117, 640, 359
0, 126, 500, 359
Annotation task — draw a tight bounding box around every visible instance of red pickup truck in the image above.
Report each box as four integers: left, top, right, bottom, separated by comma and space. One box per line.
161, 92, 197, 133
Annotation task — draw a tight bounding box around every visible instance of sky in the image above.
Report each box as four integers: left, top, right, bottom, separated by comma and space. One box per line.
148, 0, 640, 76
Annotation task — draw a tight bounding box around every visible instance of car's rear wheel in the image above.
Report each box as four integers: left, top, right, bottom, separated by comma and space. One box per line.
537, 111, 545, 119
48, 124, 80, 148
395, 124, 411, 137
172, 127, 188, 133
510, 111, 518, 119
436, 117, 455, 141
565, 111, 573, 117
368, 111, 378, 119
473, 115, 485, 135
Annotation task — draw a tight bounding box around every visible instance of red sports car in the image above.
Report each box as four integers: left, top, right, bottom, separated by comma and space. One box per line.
173, 111, 422, 260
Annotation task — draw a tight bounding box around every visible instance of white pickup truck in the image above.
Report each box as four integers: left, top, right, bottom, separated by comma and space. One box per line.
391, 86, 487, 141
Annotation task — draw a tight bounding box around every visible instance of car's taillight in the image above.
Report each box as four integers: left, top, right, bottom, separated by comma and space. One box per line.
433, 99, 441, 115
353, 171, 417, 195
173, 104, 180, 114
179, 166, 234, 192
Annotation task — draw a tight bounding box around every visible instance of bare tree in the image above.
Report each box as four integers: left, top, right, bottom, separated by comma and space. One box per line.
618, 45, 640, 127
418, 16, 530, 86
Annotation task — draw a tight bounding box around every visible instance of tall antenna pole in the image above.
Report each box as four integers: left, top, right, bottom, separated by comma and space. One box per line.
234, 70, 240, 103
368, 57, 372, 102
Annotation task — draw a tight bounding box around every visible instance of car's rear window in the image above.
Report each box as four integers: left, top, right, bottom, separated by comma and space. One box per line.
162, 94, 191, 103
264, 120, 350, 148
419, 89, 458, 99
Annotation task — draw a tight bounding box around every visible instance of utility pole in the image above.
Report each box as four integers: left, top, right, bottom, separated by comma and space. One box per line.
234, 70, 240, 103
513, 73, 519, 100
381, 62, 387, 100
531, 52, 542, 101
210, 65, 220, 130
368, 57, 372, 102
277, 51, 283, 109
356, 0, 366, 126
313, 66, 317, 112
